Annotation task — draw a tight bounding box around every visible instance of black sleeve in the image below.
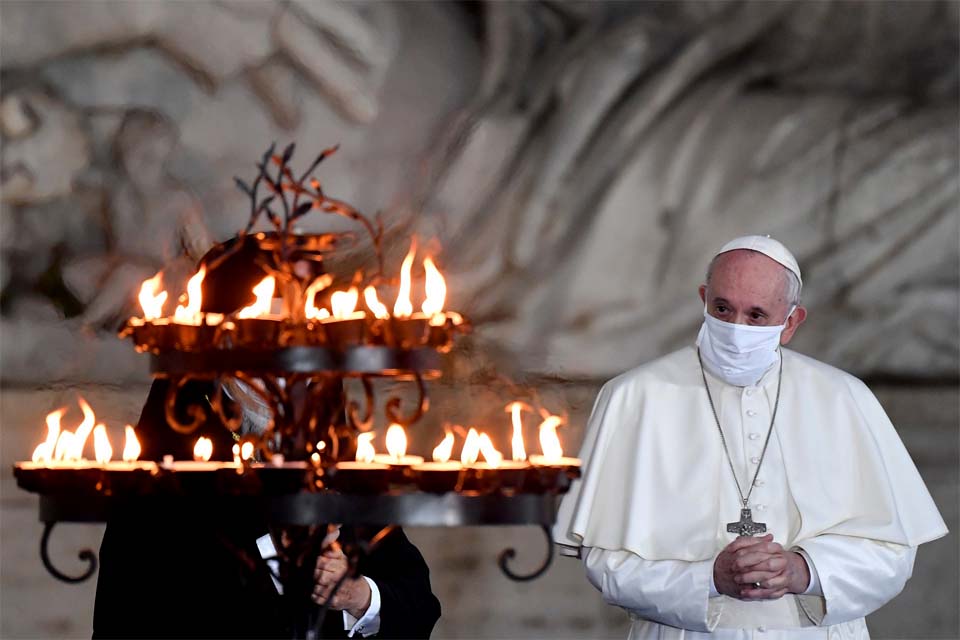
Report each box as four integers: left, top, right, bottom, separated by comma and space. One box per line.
92, 503, 285, 639
355, 527, 442, 639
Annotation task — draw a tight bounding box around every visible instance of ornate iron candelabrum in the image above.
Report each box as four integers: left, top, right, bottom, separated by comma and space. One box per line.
13, 144, 581, 637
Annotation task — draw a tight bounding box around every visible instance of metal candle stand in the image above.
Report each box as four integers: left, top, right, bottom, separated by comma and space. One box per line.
12, 144, 580, 638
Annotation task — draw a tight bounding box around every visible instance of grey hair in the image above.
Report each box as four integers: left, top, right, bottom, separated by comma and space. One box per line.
705, 252, 802, 307
221, 378, 273, 436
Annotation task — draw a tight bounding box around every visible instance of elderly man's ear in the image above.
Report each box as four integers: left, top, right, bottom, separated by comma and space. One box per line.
780, 306, 807, 345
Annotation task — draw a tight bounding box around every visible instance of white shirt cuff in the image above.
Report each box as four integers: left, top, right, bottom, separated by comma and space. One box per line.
795, 548, 822, 596
709, 571, 721, 597
708, 551, 721, 597
343, 576, 381, 637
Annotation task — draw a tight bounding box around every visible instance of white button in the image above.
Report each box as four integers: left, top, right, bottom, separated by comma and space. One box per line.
746, 409, 757, 417
750, 456, 760, 464
748, 432, 760, 440
754, 479, 765, 487
755, 504, 767, 511
745, 388, 754, 396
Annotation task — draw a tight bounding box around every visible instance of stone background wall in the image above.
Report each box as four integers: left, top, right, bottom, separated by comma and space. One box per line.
1, 1, 957, 638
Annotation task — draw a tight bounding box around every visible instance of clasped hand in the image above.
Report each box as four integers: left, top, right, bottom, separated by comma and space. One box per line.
713, 534, 810, 600
312, 541, 372, 619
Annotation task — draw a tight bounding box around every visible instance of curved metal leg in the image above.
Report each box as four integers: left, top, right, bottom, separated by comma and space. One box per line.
40, 522, 98, 584
498, 525, 554, 582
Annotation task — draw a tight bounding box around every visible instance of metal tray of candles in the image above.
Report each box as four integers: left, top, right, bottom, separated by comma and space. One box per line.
32, 492, 562, 527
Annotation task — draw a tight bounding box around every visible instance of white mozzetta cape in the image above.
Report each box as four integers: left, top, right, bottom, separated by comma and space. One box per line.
554, 346, 947, 561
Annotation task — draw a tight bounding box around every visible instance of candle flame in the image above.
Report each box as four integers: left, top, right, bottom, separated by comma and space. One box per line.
53, 431, 74, 462
240, 441, 254, 461
67, 397, 96, 461
356, 432, 376, 463
421, 257, 446, 317
432, 430, 454, 463
508, 402, 527, 462
393, 240, 416, 318
363, 286, 390, 320
478, 432, 503, 468
330, 287, 360, 319
538, 415, 564, 462
138, 272, 168, 321
93, 424, 112, 464
385, 423, 408, 460
460, 427, 481, 465
173, 267, 206, 325
237, 276, 276, 319
32, 408, 66, 463
304, 274, 334, 320
122, 425, 141, 462
194, 437, 213, 462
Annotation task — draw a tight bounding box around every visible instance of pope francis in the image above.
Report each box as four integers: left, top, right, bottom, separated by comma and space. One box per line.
554, 235, 947, 640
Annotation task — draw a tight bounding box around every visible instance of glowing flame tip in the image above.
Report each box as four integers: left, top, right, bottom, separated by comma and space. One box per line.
194, 437, 213, 462
356, 432, 376, 463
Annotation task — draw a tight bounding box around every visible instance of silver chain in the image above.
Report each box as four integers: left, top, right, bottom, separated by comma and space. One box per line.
697, 348, 783, 509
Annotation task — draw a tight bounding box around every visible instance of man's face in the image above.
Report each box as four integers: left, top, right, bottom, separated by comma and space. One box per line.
698, 250, 806, 345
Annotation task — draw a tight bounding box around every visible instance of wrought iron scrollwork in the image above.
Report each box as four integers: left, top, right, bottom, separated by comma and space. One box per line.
498, 525, 554, 582
384, 373, 429, 427
40, 522, 98, 584
345, 376, 375, 432
164, 375, 208, 434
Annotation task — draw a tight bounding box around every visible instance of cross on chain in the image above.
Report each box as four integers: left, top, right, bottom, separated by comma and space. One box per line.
727, 508, 767, 537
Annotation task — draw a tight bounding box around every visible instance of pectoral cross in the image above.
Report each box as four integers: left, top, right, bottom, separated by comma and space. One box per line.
727, 508, 767, 536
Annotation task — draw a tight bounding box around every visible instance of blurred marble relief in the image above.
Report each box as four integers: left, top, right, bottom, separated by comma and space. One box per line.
1, 0, 958, 384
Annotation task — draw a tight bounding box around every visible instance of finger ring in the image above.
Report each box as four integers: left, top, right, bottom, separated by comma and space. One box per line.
753, 581, 762, 589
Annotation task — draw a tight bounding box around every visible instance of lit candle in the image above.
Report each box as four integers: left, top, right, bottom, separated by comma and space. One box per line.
332, 433, 391, 493
527, 416, 582, 469
319, 286, 367, 347
412, 429, 463, 493
460, 427, 531, 494
160, 437, 240, 471
373, 424, 424, 467
100, 425, 158, 472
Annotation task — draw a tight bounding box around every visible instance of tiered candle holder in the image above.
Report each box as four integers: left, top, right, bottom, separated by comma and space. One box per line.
12, 144, 579, 638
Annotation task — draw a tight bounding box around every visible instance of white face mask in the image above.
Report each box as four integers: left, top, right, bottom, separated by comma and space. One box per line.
695, 306, 794, 386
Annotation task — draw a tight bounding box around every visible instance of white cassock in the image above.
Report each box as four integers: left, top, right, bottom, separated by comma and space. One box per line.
554, 346, 947, 640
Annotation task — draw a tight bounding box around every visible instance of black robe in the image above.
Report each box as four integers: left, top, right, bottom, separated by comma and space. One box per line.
92, 380, 441, 639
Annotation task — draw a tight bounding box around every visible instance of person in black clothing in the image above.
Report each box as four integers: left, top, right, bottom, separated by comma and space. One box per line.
93, 235, 441, 638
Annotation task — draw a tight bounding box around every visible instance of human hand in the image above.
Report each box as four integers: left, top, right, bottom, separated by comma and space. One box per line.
714, 534, 773, 598
313, 542, 372, 619
733, 539, 810, 600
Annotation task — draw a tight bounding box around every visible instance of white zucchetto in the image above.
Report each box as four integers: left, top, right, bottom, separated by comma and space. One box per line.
715, 235, 802, 288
